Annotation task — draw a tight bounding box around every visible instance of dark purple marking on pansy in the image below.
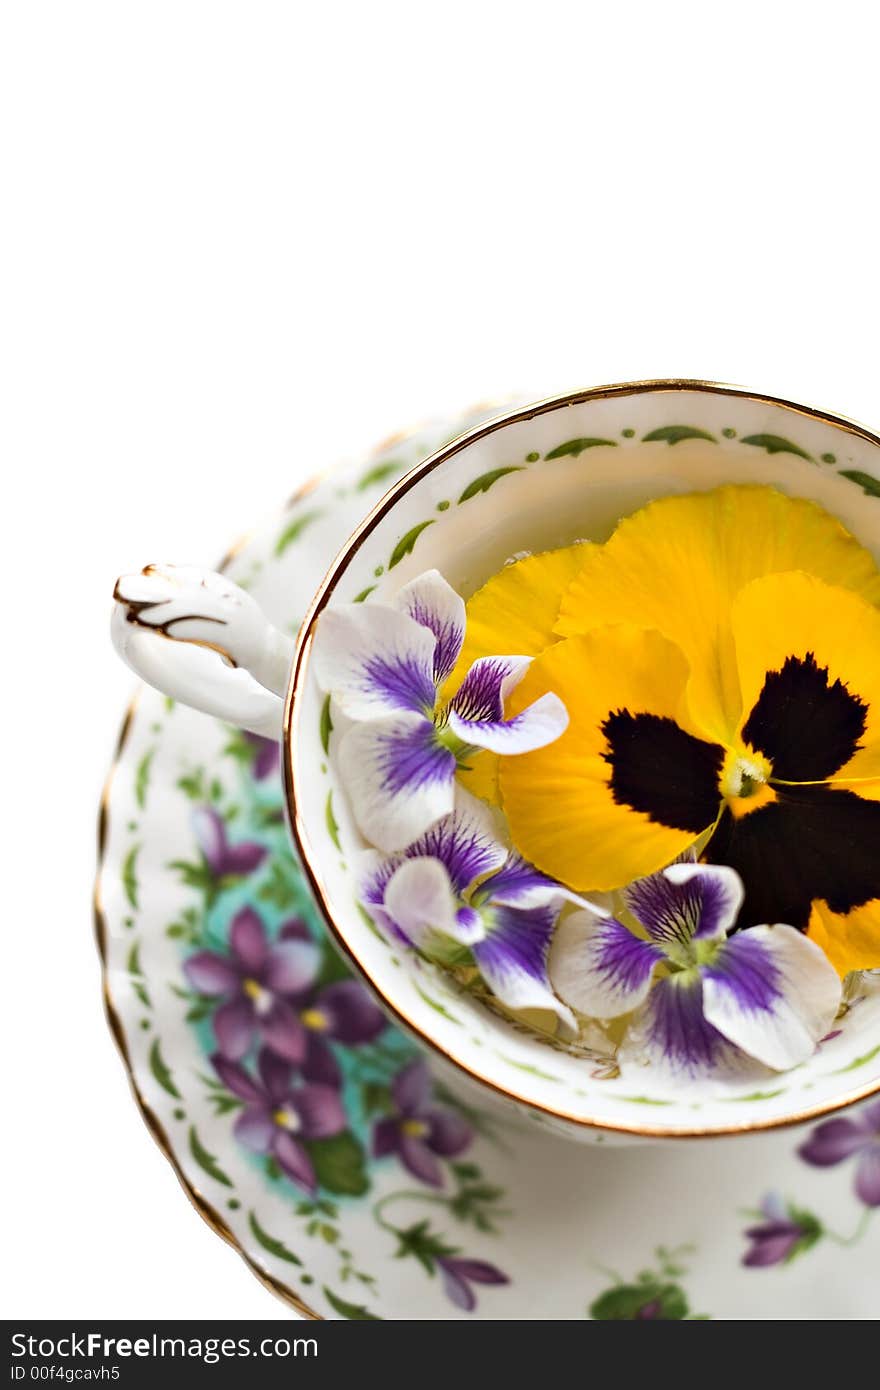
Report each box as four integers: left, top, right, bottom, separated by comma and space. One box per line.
361, 652, 436, 716
212, 1049, 346, 1194
742, 653, 868, 783
798, 1100, 880, 1206
437, 1256, 510, 1312
242, 731, 281, 780
372, 1060, 472, 1187
601, 710, 724, 834
193, 805, 268, 878
706, 783, 880, 931
643, 972, 729, 1073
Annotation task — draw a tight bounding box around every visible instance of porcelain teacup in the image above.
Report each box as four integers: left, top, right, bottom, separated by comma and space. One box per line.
112, 380, 880, 1143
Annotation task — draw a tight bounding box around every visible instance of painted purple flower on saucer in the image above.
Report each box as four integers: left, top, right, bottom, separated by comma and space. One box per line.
193, 805, 267, 878
742, 1194, 821, 1267
312, 569, 568, 851
798, 1099, 880, 1206
185, 907, 385, 1068
438, 1255, 509, 1312
373, 1059, 471, 1186
213, 1049, 346, 1194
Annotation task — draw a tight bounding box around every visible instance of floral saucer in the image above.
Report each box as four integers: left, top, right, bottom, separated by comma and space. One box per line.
97, 407, 880, 1319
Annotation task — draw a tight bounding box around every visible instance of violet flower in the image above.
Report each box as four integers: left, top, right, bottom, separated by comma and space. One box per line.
313, 569, 568, 851
549, 860, 841, 1074
373, 1059, 471, 1186
185, 908, 385, 1070
742, 1194, 820, 1267
437, 1256, 509, 1312
213, 1049, 346, 1194
185, 907, 321, 1060
798, 1099, 880, 1206
361, 793, 576, 1029
273, 920, 387, 1083
193, 805, 267, 878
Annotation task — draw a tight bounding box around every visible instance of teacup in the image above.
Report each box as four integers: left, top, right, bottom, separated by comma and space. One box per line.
112, 379, 880, 1143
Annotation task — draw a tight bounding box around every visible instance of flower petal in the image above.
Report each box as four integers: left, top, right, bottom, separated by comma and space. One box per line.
807, 897, 880, 976
426, 1107, 472, 1156
213, 997, 256, 1059
449, 691, 569, 756
499, 626, 719, 891
192, 805, 227, 873
392, 1059, 432, 1116
313, 603, 437, 718
183, 950, 240, 996
399, 1134, 443, 1186
372, 1116, 400, 1158
447, 544, 587, 693
292, 1084, 347, 1139
212, 1053, 266, 1104
449, 655, 531, 723
228, 906, 268, 973
403, 792, 507, 894
625, 862, 743, 945
393, 569, 465, 684
742, 1224, 800, 1268
383, 857, 478, 948
472, 904, 575, 1029
798, 1117, 868, 1167
263, 938, 322, 995
273, 1132, 317, 1193
556, 486, 880, 745
702, 925, 841, 1070
301, 1032, 342, 1088
233, 1105, 275, 1154
548, 909, 662, 1018
731, 571, 880, 784
339, 715, 456, 852
483, 853, 568, 909
222, 840, 268, 876
317, 980, 386, 1044
257, 1002, 308, 1063
707, 783, 880, 943
257, 1047, 294, 1102
855, 1149, 880, 1207
633, 973, 732, 1075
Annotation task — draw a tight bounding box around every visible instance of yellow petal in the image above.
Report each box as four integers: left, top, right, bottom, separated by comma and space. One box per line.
448, 544, 586, 807
557, 486, 880, 746
730, 572, 880, 785
807, 898, 880, 974
499, 626, 720, 891
448, 543, 587, 692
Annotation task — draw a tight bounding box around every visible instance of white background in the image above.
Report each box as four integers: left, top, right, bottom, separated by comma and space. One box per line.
3, 0, 880, 1318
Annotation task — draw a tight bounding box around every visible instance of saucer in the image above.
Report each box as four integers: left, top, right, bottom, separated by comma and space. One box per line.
96, 406, 880, 1318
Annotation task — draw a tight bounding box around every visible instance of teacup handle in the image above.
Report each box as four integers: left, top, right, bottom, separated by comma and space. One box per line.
111, 564, 294, 739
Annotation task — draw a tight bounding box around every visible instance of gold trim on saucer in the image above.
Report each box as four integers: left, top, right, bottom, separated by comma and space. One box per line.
284, 379, 880, 1141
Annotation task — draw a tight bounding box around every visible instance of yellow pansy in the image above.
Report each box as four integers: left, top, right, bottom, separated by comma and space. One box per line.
465, 486, 880, 973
